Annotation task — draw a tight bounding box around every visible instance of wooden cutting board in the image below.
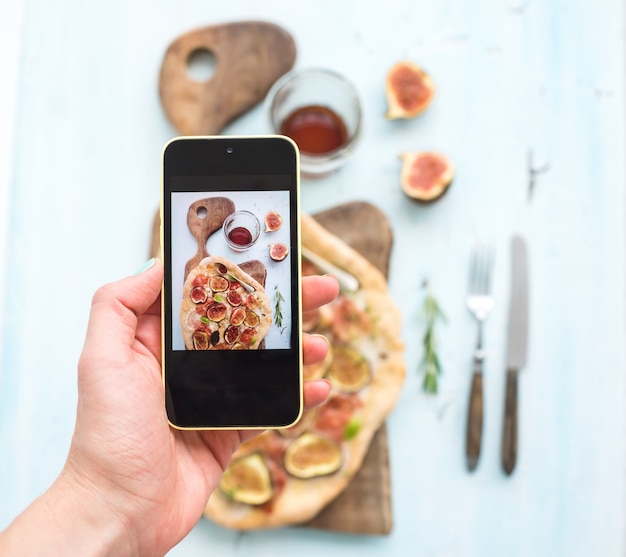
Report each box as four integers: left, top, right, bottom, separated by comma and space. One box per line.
159, 21, 296, 135
149, 200, 395, 534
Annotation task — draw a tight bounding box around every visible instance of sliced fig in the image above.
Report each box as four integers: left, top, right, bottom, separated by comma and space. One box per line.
206, 302, 227, 322
244, 310, 260, 327
190, 286, 207, 304
400, 151, 454, 203
192, 331, 210, 350
219, 453, 273, 505
209, 276, 229, 292
216, 263, 228, 274
326, 345, 371, 393
284, 432, 342, 479
264, 210, 283, 232
231, 307, 246, 326
385, 61, 435, 119
224, 325, 240, 345
269, 242, 289, 262
227, 290, 243, 306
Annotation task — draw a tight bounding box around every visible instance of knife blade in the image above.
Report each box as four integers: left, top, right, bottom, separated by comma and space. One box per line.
502, 235, 528, 475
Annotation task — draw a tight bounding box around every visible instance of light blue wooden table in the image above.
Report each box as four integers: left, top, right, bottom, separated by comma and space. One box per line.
1, 0, 624, 555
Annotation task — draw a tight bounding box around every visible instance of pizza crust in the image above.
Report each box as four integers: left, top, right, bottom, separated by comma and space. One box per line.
204, 214, 405, 529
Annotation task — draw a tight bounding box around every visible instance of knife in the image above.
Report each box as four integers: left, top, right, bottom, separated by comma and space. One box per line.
502, 235, 529, 475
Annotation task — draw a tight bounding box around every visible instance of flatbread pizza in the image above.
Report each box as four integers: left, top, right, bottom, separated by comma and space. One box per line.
180, 255, 272, 350
204, 214, 405, 528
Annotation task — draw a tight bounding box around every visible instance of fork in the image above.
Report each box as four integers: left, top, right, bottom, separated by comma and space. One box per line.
465, 244, 495, 471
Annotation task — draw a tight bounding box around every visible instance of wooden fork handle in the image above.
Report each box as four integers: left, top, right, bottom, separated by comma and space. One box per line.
465, 360, 483, 471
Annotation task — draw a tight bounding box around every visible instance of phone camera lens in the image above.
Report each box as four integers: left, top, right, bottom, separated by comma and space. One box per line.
226, 147, 233, 154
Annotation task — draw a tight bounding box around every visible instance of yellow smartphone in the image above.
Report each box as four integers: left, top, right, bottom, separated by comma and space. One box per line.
161, 136, 302, 429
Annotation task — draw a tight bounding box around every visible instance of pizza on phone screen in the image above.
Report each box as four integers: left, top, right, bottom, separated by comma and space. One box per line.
180, 255, 272, 350
204, 214, 405, 529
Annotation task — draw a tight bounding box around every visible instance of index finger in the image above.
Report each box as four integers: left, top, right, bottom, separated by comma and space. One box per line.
301, 275, 339, 312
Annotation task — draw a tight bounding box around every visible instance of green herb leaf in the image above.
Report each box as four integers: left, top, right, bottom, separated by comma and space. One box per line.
344, 417, 361, 440
274, 288, 285, 327
419, 286, 446, 394
200, 316, 210, 324
214, 294, 223, 302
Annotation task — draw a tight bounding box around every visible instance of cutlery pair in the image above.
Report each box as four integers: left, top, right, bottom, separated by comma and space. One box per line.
465, 236, 528, 475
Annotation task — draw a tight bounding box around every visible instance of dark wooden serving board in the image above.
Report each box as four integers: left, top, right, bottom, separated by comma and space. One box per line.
150, 200, 395, 534
159, 21, 296, 135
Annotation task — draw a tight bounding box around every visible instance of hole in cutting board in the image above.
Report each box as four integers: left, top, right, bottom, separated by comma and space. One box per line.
187, 48, 217, 82
196, 206, 208, 219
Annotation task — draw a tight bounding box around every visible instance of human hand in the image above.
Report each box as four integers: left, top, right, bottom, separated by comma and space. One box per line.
0, 258, 339, 556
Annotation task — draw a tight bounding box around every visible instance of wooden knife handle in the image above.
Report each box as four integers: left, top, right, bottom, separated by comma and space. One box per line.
465, 366, 483, 471
502, 368, 518, 475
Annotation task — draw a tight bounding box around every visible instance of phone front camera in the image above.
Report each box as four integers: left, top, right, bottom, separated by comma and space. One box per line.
226, 147, 233, 154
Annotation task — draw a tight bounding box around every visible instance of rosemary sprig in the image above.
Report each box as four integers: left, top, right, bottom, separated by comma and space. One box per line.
420, 285, 446, 394
273, 288, 285, 327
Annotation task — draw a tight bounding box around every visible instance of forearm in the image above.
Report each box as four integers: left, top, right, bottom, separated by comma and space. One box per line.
0, 468, 133, 557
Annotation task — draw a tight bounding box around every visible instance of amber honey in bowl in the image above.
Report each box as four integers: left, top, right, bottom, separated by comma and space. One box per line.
279, 105, 348, 155
227, 226, 253, 246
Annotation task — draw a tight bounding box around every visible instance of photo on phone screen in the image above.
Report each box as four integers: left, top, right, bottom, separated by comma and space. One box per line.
171, 190, 292, 351
162, 136, 302, 430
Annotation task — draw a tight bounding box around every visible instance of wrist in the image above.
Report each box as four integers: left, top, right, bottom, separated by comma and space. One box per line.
54, 463, 137, 556
0, 464, 135, 557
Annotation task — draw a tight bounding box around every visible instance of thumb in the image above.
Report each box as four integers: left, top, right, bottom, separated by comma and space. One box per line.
81, 259, 163, 362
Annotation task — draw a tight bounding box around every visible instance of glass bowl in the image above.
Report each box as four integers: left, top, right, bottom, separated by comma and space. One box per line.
265, 68, 362, 177
223, 210, 261, 251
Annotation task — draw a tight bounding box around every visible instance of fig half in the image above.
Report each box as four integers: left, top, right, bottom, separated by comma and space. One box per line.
192, 331, 210, 350
385, 61, 435, 119
400, 151, 454, 203
264, 210, 283, 232
269, 242, 289, 261
284, 432, 342, 479
326, 345, 371, 392
219, 453, 273, 505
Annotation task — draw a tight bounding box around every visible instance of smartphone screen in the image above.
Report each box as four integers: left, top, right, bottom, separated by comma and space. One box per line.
161, 136, 301, 429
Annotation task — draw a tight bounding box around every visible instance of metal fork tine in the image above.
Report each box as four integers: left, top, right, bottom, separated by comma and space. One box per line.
477, 247, 486, 295
470, 244, 484, 295
485, 246, 494, 294
469, 245, 480, 293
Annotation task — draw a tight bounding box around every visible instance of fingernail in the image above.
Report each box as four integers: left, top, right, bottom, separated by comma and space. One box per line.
311, 333, 329, 345
134, 258, 156, 275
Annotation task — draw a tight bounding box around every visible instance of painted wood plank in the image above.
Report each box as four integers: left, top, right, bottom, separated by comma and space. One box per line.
0, 1, 623, 556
